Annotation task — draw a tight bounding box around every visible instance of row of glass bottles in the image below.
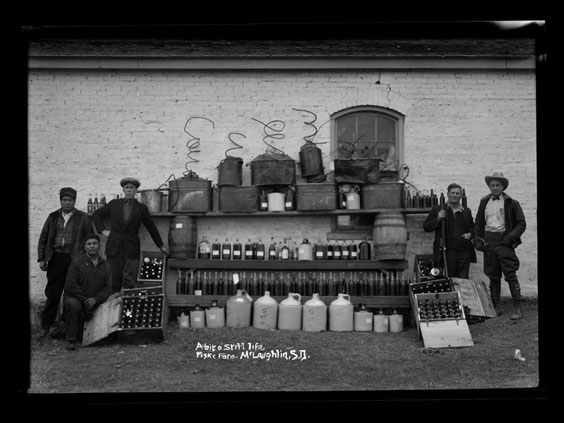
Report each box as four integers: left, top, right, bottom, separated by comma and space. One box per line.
197, 236, 373, 261
176, 269, 415, 297
404, 188, 468, 208
87, 193, 107, 213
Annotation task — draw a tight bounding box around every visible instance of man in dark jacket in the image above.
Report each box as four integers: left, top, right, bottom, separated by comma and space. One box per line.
37, 187, 92, 339
63, 233, 113, 350
474, 172, 526, 320
92, 177, 168, 292
423, 183, 477, 279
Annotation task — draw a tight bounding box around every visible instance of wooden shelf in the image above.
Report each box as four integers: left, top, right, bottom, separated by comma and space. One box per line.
149, 208, 431, 217
166, 294, 411, 309
168, 258, 408, 271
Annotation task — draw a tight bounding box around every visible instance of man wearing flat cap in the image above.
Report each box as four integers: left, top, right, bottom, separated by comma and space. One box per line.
37, 187, 92, 339
92, 177, 168, 292
474, 172, 526, 320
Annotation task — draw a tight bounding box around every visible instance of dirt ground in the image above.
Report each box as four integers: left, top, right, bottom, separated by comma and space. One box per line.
20, 297, 546, 407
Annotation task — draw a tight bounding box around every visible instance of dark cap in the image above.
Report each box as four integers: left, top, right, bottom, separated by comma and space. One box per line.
59, 187, 77, 200
120, 177, 141, 188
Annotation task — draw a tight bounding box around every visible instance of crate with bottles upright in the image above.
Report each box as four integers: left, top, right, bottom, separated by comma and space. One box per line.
174, 268, 415, 298
195, 235, 375, 262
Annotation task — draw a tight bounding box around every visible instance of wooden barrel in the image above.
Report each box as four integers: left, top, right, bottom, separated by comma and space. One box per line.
373, 211, 407, 260
168, 216, 197, 259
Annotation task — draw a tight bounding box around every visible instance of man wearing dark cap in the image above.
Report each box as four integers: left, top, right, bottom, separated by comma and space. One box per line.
474, 172, 526, 320
92, 177, 168, 292
37, 187, 92, 339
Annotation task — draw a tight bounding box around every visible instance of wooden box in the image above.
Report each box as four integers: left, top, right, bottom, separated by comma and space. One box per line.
362, 182, 404, 209
118, 291, 166, 343
219, 186, 259, 212
137, 250, 167, 286
451, 278, 496, 318
82, 292, 122, 347
410, 290, 473, 348
296, 183, 338, 211
410, 278, 454, 295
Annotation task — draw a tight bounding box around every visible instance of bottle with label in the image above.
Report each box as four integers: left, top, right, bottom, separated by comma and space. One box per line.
244, 239, 253, 260
233, 238, 242, 260
326, 240, 334, 260
341, 241, 350, 260
198, 236, 211, 259
212, 238, 221, 260
314, 239, 325, 260
285, 187, 294, 211
93, 194, 99, 211
222, 238, 232, 260
268, 237, 277, 260
100, 193, 107, 207
87, 194, 93, 213
349, 241, 358, 260
256, 238, 265, 260
259, 190, 268, 211
280, 239, 290, 260
359, 238, 371, 260
333, 241, 342, 260
194, 271, 202, 295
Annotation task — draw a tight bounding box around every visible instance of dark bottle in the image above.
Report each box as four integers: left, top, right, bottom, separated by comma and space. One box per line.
194, 271, 202, 295
326, 241, 334, 260
367, 272, 375, 296
273, 272, 282, 296
176, 269, 183, 294
314, 239, 325, 260
250, 272, 258, 296
290, 272, 297, 293
341, 242, 350, 260
257, 272, 265, 296
359, 238, 371, 260
198, 236, 211, 259
349, 242, 358, 260
285, 188, 294, 211
217, 272, 225, 295
389, 272, 397, 296
244, 238, 253, 260
296, 272, 304, 295
377, 273, 386, 296
338, 272, 347, 294
347, 272, 355, 295
357, 272, 365, 296
268, 237, 277, 260
439, 191, 445, 206
93, 194, 99, 211
87, 194, 94, 214
240, 271, 247, 293
462, 188, 468, 208
333, 242, 342, 260
221, 238, 232, 260
201, 271, 209, 295
212, 271, 219, 295
233, 238, 242, 260
259, 190, 268, 211
100, 193, 107, 207
339, 189, 347, 209
187, 271, 194, 295
256, 238, 265, 260
212, 238, 221, 260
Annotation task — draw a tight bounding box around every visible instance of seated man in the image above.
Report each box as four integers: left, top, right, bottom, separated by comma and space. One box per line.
63, 233, 113, 350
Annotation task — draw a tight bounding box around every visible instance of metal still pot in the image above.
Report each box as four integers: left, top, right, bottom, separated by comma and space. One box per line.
139, 189, 164, 214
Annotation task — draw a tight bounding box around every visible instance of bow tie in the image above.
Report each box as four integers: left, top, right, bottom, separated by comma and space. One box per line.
492, 196, 500, 201
124, 198, 134, 204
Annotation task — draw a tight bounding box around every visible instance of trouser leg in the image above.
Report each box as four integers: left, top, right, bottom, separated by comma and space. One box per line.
483, 233, 503, 314
41, 252, 71, 330
107, 253, 124, 293
496, 244, 522, 319
63, 296, 84, 342
123, 257, 140, 289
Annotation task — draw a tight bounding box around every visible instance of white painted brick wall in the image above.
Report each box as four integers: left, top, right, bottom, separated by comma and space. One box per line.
28, 68, 537, 308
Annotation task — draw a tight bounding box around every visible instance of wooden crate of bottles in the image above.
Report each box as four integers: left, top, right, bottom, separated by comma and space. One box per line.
137, 250, 167, 286
118, 286, 167, 343
410, 290, 473, 348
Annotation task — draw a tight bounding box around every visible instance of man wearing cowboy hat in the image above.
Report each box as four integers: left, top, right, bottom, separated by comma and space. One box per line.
92, 177, 168, 292
474, 172, 526, 320
37, 187, 92, 339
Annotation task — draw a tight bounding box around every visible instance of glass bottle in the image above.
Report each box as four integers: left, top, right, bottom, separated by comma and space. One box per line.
285, 188, 294, 211
349, 241, 358, 260
198, 236, 211, 259
176, 269, 183, 294
244, 238, 253, 260
212, 238, 221, 260
268, 237, 277, 260
87, 194, 93, 214
341, 241, 350, 260
315, 239, 325, 260
233, 238, 242, 260
222, 238, 231, 260
326, 240, 334, 260
281, 239, 290, 260
359, 238, 371, 260
259, 190, 268, 211
256, 238, 265, 260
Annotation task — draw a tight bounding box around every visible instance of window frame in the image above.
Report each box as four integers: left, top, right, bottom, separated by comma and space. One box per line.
328, 106, 405, 239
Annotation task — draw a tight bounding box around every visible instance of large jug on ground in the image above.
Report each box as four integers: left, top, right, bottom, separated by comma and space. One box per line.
190, 304, 206, 328
374, 309, 389, 333
206, 299, 225, 328
302, 293, 327, 332
329, 293, 354, 332
253, 291, 278, 330
226, 289, 252, 328
278, 293, 302, 330
389, 309, 404, 333
354, 303, 373, 332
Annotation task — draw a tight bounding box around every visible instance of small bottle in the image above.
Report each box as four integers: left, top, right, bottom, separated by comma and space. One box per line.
93, 194, 99, 211
233, 238, 242, 260
281, 239, 290, 260
187, 272, 194, 295
349, 241, 358, 260
212, 238, 221, 260
176, 269, 183, 294
256, 238, 265, 260
462, 188, 468, 208
100, 193, 107, 207
222, 238, 232, 260
333, 241, 342, 260
259, 190, 268, 211
244, 239, 253, 260
314, 239, 325, 260
359, 238, 371, 260
326, 241, 334, 260
268, 237, 277, 260
285, 188, 294, 211
198, 236, 211, 259
341, 241, 350, 260
87, 194, 93, 213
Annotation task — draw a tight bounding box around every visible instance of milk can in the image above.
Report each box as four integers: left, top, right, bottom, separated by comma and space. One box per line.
389, 309, 404, 333
354, 303, 373, 332
190, 304, 206, 329
205, 299, 225, 328
329, 293, 354, 332
278, 293, 302, 331
374, 309, 389, 333
177, 312, 190, 329
302, 293, 327, 332
253, 291, 278, 330
226, 289, 252, 328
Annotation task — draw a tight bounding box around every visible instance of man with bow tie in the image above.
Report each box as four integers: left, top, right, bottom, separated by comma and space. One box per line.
92, 177, 169, 292
474, 172, 526, 320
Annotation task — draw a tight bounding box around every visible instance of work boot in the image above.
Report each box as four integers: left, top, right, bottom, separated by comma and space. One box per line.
508, 279, 522, 320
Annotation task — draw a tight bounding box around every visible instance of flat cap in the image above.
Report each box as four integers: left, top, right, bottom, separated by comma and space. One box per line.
120, 177, 141, 188
59, 187, 77, 200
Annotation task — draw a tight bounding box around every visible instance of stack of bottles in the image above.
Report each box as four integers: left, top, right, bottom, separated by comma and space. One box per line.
175, 269, 414, 297
139, 256, 164, 280
417, 297, 463, 320
197, 237, 373, 261
86, 193, 108, 213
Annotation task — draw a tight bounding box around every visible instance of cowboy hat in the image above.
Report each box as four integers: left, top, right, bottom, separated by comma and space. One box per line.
485, 171, 508, 190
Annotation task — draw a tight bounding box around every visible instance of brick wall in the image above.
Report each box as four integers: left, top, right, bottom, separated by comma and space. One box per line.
28, 68, 537, 309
